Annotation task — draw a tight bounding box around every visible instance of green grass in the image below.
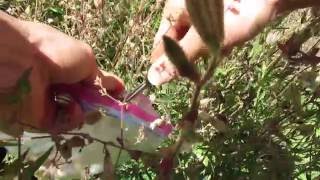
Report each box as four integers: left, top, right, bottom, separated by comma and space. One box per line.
1, 0, 320, 179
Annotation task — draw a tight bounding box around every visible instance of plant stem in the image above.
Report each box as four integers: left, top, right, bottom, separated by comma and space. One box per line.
18, 136, 22, 180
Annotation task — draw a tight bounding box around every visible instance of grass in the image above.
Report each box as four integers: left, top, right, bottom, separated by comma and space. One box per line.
1, 0, 320, 179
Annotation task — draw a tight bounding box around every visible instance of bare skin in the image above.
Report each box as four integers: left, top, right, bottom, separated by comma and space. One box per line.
148, 0, 320, 85
0, 11, 124, 135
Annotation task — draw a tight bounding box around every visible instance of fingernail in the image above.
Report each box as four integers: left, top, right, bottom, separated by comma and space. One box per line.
147, 56, 177, 86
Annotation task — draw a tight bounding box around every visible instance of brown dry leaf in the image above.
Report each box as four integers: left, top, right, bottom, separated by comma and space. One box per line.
128, 150, 143, 161
94, 0, 104, 10
212, 118, 228, 133
67, 136, 86, 148
199, 112, 228, 133
59, 142, 72, 161
85, 111, 102, 125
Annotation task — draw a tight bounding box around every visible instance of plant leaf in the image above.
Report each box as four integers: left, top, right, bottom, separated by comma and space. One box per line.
298, 125, 314, 136
163, 35, 200, 83
6, 95, 21, 104
67, 136, 86, 148
1, 149, 29, 177
48, 7, 64, 16
128, 150, 143, 161
5, 67, 33, 104
212, 118, 228, 133
185, 0, 224, 52
22, 147, 53, 179
199, 112, 228, 133
59, 142, 72, 160
94, 0, 104, 9
17, 67, 32, 95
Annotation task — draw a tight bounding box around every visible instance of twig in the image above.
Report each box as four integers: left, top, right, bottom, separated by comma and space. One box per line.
61, 132, 127, 150
18, 136, 22, 180
200, 55, 220, 86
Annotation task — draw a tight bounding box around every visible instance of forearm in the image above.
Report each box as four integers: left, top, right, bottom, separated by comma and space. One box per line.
277, 0, 320, 14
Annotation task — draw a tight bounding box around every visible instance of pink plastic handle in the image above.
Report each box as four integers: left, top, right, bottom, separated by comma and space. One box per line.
51, 84, 173, 136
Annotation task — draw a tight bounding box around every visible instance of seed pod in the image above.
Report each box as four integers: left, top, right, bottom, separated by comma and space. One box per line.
163, 35, 201, 83
185, 0, 224, 52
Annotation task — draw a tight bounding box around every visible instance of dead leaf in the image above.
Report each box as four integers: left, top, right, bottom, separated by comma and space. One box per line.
94, 0, 104, 9
85, 111, 102, 125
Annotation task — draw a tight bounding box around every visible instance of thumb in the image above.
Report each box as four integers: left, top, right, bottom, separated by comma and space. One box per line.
48, 71, 125, 133
97, 70, 125, 97
148, 26, 208, 85
151, 20, 190, 62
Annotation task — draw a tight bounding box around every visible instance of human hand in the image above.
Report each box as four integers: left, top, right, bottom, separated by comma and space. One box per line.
0, 11, 124, 135
148, 0, 280, 85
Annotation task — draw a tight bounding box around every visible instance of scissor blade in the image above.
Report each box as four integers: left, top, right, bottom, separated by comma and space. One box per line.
125, 81, 151, 102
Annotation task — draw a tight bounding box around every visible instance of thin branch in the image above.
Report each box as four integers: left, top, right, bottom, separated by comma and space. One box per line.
18, 136, 22, 180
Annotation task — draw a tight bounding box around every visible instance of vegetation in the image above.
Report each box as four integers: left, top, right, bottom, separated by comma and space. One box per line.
0, 0, 320, 179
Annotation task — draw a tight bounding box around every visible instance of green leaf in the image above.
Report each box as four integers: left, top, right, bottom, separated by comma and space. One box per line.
1, 149, 29, 178
48, 7, 65, 16
22, 147, 53, 179
163, 36, 201, 83
298, 125, 314, 136
286, 84, 302, 113
17, 67, 32, 95
6, 68, 33, 104
0, 0, 9, 10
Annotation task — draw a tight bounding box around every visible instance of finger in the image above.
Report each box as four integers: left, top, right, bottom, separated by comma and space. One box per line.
153, 11, 190, 47
151, 19, 190, 62
96, 70, 125, 97
29, 22, 98, 85
152, 0, 190, 61
39, 31, 125, 96
50, 99, 85, 133
148, 26, 208, 85
47, 42, 98, 85
153, 17, 172, 48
